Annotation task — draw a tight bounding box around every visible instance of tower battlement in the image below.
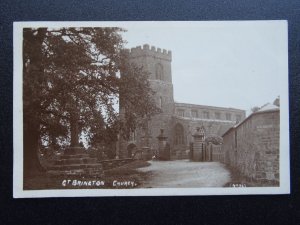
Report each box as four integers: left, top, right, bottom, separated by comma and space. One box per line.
126, 44, 172, 61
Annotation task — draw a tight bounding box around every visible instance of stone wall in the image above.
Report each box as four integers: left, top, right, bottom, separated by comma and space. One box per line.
222, 109, 280, 184
101, 159, 135, 170
211, 144, 224, 163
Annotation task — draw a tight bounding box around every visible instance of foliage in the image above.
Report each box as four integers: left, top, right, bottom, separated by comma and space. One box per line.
251, 106, 260, 113
273, 96, 280, 107
205, 135, 223, 145
23, 27, 160, 172
118, 51, 162, 140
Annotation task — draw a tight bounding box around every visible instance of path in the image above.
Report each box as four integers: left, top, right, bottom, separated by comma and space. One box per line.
138, 160, 231, 188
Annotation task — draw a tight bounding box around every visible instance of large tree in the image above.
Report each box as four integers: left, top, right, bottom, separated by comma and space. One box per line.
23, 27, 159, 176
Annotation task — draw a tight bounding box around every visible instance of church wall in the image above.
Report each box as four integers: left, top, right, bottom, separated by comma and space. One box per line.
174, 102, 245, 123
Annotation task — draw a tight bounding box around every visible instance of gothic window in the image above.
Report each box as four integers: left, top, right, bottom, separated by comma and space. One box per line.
129, 130, 136, 142
174, 123, 184, 145
191, 110, 198, 118
226, 113, 232, 121
215, 112, 221, 120
203, 111, 209, 119
177, 109, 185, 117
155, 63, 164, 80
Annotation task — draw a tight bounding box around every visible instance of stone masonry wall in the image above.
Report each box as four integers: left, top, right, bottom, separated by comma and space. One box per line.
222, 110, 280, 184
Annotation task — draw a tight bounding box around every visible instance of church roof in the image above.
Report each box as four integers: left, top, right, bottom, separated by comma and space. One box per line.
174, 102, 245, 112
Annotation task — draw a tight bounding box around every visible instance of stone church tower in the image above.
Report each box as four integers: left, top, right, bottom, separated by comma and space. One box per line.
117, 44, 174, 158
117, 44, 246, 160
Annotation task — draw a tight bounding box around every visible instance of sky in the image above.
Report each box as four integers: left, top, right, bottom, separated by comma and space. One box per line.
121, 21, 288, 115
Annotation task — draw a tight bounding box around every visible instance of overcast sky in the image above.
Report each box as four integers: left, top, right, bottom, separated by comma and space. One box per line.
121, 21, 287, 114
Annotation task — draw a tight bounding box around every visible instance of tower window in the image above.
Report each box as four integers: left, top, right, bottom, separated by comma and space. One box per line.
226, 113, 232, 121
159, 96, 163, 108
129, 130, 136, 142
155, 63, 164, 80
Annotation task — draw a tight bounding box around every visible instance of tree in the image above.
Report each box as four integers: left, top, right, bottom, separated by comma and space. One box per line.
205, 135, 223, 145
273, 96, 280, 107
251, 106, 260, 113
23, 27, 159, 176
118, 51, 161, 140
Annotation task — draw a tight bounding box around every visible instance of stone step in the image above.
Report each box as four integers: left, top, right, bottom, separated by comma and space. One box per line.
48, 163, 103, 171
47, 168, 104, 177
64, 147, 87, 155
54, 158, 98, 165
59, 154, 90, 159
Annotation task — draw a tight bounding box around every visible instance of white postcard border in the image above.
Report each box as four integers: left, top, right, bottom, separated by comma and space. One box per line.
13, 21, 290, 198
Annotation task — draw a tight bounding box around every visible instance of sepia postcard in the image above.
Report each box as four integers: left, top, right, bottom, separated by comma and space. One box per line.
13, 21, 290, 198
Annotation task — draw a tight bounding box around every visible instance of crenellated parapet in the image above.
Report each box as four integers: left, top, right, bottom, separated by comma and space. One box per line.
127, 44, 172, 61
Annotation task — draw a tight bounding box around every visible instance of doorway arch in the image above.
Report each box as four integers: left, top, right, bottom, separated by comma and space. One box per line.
127, 143, 137, 158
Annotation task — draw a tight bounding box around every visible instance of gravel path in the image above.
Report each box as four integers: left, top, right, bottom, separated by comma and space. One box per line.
138, 160, 231, 188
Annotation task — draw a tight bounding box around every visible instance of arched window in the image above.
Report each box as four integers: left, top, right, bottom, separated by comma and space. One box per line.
155, 63, 164, 80
127, 143, 137, 158
174, 123, 184, 145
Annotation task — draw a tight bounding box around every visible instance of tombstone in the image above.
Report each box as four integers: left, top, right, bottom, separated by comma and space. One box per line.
141, 132, 153, 160
192, 127, 205, 161
157, 129, 168, 160
164, 142, 171, 160
189, 142, 194, 160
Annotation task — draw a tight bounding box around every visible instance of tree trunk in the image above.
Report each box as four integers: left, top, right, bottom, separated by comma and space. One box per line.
23, 120, 45, 177
23, 28, 47, 177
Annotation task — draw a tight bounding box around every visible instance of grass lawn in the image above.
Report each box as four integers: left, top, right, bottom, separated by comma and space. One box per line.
23, 160, 151, 190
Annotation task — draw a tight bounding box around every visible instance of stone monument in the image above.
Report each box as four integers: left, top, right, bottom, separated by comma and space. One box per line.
157, 129, 168, 160
192, 127, 206, 161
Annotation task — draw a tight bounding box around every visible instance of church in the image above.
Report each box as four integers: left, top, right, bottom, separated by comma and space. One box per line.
117, 44, 246, 160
